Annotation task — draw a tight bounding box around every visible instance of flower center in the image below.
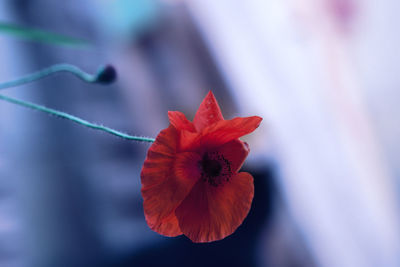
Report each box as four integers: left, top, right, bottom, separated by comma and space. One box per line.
199, 152, 232, 187
201, 156, 222, 177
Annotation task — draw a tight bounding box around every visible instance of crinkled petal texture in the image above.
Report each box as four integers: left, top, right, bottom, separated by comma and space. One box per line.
141, 91, 262, 242
217, 139, 250, 173
141, 126, 199, 236
175, 172, 254, 242
168, 111, 196, 132
180, 116, 262, 151
193, 91, 224, 132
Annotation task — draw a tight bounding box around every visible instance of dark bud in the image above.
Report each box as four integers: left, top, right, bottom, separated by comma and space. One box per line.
95, 64, 117, 84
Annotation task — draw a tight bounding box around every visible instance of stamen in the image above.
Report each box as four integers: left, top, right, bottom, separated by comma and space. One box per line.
199, 152, 232, 187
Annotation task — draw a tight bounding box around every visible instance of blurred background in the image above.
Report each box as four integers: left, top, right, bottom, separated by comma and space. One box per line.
0, 0, 399, 266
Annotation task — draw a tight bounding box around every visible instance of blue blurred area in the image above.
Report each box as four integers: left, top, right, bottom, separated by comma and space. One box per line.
0, 0, 399, 267
94, 0, 161, 43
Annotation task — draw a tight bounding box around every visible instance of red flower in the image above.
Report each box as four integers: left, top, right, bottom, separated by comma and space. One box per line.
140, 91, 262, 242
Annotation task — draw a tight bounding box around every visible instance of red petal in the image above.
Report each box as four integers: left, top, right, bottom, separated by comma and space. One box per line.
168, 111, 196, 132
180, 116, 262, 151
175, 172, 254, 242
141, 126, 177, 189
217, 139, 250, 173
201, 116, 262, 148
193, 91, 224, 132
141, 126, 200, 236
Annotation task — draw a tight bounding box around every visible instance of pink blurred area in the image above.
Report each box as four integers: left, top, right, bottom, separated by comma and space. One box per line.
0, 0, 399, 267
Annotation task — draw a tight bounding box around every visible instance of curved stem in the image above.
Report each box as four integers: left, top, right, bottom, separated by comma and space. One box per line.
0, 93, 155, 143
0, 64, 116, 90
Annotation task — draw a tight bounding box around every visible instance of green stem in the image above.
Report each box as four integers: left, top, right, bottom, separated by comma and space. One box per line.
0, 93, 155, 143
0, 64, 116, 90
0, 22, 90, 48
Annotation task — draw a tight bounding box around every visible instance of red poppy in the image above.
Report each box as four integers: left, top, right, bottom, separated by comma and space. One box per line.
140, 91, 262, 242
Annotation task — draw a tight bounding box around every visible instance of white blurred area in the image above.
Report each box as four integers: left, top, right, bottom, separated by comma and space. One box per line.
185, 0, 400, 267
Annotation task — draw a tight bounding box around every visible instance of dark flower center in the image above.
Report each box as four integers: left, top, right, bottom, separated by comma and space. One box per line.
201, 156, 222, 177
199, 152, 232, 187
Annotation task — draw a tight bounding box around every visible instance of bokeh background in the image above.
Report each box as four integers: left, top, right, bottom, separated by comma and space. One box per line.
0, 0, 399, 266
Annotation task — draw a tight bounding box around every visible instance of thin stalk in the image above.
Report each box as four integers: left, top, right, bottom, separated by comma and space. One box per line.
0, 64, 116, 90
0, 93, 155, 143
